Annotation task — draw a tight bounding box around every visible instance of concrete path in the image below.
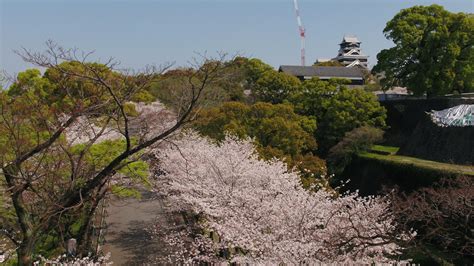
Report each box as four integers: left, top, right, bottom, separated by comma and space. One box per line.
102, 190, 187, 265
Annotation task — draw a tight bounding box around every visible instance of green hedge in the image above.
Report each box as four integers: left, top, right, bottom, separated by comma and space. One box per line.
335, 154, 468, 195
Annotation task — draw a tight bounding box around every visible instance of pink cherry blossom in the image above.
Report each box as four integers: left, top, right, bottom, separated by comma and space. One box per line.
153, 132, 412, 264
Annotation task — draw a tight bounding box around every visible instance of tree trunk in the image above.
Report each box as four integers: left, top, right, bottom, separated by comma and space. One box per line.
77, 186, 107, 256
4, 166, 37, 266
17, 237, 35, 266
76, 205, 96, 256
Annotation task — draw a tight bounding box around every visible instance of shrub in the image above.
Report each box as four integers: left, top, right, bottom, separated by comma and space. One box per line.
327, 126, 383, 175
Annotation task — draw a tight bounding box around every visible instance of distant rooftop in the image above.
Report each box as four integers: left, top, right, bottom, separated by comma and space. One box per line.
342, 35, 360, 43
279, 65, 364, 79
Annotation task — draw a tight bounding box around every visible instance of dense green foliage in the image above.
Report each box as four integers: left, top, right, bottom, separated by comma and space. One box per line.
8, 69, 54, 97
237, 57, 306, 104
253, 71, 301, 104
291, 79, 387, 154
7, 62, 142, 116
1, 76, 60, 164
194, 101, 316, 157
230, 57, 274, 92
373, 5, 474, 96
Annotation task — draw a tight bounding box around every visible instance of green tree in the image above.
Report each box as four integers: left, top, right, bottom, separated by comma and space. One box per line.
221, 57, 275, 100
291, 78, 386, 154
7, 69, 55, 97
373, 5, 474, 97
232, 57, 275, 89
9, 62, 141, 116
253, 71, 301, 104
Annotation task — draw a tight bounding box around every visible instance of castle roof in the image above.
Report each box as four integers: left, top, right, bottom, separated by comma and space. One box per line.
278, 65, 364, 80
341, 35, 360, 44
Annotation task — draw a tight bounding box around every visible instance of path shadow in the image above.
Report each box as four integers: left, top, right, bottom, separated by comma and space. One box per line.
106, 220, 165, 265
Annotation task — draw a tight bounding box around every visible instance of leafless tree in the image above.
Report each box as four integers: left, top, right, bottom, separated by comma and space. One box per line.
389, 176, 473, 264
0, 41, 229, 265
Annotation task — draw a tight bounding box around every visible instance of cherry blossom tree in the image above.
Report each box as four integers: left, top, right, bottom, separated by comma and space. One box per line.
153, 133, 413, 264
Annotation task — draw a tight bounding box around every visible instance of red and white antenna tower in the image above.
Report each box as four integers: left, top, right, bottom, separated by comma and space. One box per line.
293, 0, 306, 66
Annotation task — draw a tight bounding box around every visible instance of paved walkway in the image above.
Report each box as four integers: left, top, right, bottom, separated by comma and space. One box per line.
102, 190, 187, 265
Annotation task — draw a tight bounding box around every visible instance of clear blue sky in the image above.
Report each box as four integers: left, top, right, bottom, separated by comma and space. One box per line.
1, 0, 473, 75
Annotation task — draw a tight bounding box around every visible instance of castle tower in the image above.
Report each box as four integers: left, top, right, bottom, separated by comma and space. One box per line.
333, 35, 368, 68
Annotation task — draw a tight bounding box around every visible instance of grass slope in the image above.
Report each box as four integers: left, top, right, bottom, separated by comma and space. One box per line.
360, 145, 474, 176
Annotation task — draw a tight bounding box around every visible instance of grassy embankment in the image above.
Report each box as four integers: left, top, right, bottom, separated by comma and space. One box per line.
360, 145, 474, 176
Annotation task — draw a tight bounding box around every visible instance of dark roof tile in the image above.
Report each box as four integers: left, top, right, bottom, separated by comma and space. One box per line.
279, 65, 364, 79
